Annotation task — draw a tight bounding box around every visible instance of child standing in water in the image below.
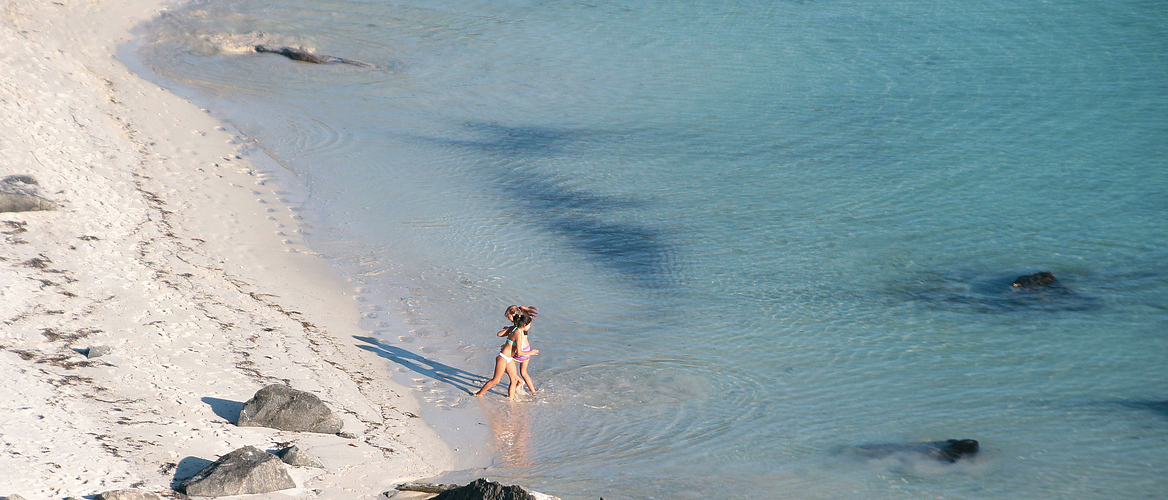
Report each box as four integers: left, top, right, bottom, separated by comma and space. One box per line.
512, 319, 539, 394
474, 313, 536, 399
504, 305, 539, 394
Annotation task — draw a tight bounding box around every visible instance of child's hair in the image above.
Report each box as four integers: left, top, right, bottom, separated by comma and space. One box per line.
505, 304, 538, 320
513, 313, 533, 329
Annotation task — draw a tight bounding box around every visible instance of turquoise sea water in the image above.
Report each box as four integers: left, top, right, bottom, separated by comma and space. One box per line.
133, 1, 1167, 498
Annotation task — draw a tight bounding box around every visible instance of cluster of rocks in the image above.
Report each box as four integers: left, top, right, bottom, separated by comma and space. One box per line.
1, 385, 349, 499
178, 385, 337, 497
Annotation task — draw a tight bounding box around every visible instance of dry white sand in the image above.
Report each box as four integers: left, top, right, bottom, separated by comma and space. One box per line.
0, 0, 461, 497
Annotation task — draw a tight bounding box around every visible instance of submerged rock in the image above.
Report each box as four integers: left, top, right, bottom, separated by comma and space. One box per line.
0, 175, 56, 213
180, 446, 296, 497
276, 445, 323, 468
851, 439, 979, 463
94, 490, 162, 500
431, 478, 536, 500
254, 45, 372, 67
1012, 272, 1057, 288
237, 384, 343, 433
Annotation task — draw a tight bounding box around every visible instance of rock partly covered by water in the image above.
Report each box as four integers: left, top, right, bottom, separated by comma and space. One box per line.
1012, 271, 1057, 288
394, 482, 461, 494
94, 490, 162, 500
277, 445, 323, 468
431, 478, 536, 500
0, 175, 56, 213
180, 445, 296, 497
237, 384, 343, 433
851, 439, 980, 463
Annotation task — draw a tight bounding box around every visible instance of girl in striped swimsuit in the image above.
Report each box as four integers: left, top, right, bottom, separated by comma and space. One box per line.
474, 312, 535, 399
503, 305, 540, 394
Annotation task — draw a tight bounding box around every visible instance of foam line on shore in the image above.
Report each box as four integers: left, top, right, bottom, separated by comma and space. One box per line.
0, 0, 454, 497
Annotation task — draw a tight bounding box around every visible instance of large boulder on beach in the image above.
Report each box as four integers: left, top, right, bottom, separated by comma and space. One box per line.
0, 175, 56, 213
95, 490, 162, 500
432, 478, 536, 500
236, 384, 343, 433
179, 446, 296, 497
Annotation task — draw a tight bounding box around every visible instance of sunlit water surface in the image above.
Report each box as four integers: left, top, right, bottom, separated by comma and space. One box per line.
133, 1, 1167, 498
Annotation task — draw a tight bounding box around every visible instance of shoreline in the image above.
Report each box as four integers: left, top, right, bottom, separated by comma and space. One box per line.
1, 0, 458, 497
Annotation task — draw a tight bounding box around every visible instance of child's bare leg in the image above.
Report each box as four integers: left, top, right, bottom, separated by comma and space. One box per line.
520, 362, 536, 393
506, 363, 520, 399
474, 356, 508, 396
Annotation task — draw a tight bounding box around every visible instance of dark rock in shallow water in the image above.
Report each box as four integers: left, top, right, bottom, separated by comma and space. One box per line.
905, 269, 1098, 313
1012, 271, 1057, 288
277, 445, 323, 468
95, 490, 162, 500
237, 384, 343, 433
851, 439, 979, 463
394, 482, 461, 494
0, 175, 56, 213
254, 45, 372, 67
431, 478, 535, 500
180, 445, 295, 497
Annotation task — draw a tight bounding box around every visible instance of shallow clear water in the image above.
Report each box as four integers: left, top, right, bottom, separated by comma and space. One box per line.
134, 0, 1168, 498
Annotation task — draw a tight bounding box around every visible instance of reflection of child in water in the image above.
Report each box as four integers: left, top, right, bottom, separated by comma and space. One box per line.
487, 397, 534, 468
474, 310, 538, 399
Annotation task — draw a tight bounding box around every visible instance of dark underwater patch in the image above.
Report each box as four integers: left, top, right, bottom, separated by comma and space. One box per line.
1116, 400, 1168, 419
902, 270, 1101, 313
430, 122, 676, 287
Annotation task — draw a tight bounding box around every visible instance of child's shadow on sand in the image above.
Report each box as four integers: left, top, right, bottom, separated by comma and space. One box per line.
354, 336, 480, 393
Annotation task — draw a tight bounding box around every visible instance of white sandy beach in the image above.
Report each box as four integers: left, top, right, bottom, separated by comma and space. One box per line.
1, 0, 459, 497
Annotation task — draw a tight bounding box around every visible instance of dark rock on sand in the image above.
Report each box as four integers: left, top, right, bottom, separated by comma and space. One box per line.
95, 490, 163, 500
254, 45, 372, 67
237, 384, 343, 434
86, 345, 113, 358
277, 445, 323, 468
1012, 271, 1057, 288
851, 439, 979, 463
431, 478, 535, 500
0, 175, 56, 213
179, 445, 295, 497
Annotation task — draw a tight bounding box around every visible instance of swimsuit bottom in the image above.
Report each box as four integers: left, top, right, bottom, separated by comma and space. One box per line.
497, 352, 514, 363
